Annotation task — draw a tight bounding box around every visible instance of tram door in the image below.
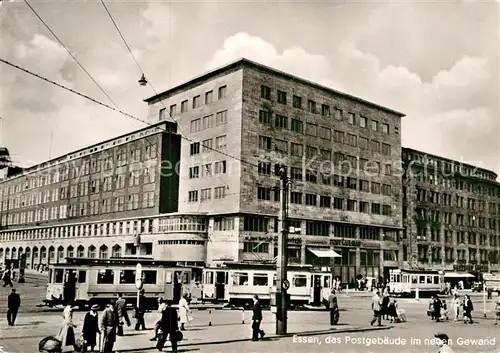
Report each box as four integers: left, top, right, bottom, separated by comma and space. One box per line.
312, 275, 322, 306
63, 269, 77, 304
173, 271, 183, 304
215, 271, 227, 301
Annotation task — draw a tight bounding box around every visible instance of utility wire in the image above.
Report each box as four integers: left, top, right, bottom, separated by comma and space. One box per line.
0, 57, 258, 168
23, 0, 119, 109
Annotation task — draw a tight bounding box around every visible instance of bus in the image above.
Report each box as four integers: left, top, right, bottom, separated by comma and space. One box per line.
201, 262, 333, 308
44, 257, 194, 309
389, 269, 445, 297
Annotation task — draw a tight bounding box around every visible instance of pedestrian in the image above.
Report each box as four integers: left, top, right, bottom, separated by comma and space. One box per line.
381, 290, 390, 320
7, 288, 21, 326
434, 333, 454, 353
151, 297, 167, 341
433, 296, 442, 322
38, 336, 63, 353
157, 300, 179, 353
81, 304, 101, 352
328, 289, 339, 325
251, 294, 265, 341
2, 265, 13, 287
494, 297, 500, 325
115, 293, 130, 336
370, 290, 382, 326
100, 301, 118, 353
178, 293, 191, 331
57, 303, 77, 353
451, 294, 460, 321
487, 287, 493, 300
463, 294, 474, 324
134, 289, 147, 331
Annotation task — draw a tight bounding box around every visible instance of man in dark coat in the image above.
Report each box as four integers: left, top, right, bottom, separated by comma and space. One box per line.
328, 289, 339, 325
82, 304, 101, 352
134, 289, 147, 331
114, 293, 130, 336
251, 295, 265, 341
157, 300, 179, 353
7, 288, 21, 326
433, 296, 442, 322
100, 301, 118, 353
2, 266, 13, 287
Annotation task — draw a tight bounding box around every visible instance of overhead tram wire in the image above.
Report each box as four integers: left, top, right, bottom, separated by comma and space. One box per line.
23, 0, 119, 109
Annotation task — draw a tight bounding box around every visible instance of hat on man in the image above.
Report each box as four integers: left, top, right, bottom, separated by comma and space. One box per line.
91, 304, 99, 310
38, 336, 62, 352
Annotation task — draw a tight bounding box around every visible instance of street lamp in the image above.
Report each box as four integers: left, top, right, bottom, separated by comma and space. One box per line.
276, 167, 289, 335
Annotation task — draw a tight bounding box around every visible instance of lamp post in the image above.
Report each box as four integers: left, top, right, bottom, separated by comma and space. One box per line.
276, 167, 290, 335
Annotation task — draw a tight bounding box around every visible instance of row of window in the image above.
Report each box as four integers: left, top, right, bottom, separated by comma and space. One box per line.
259, 85, 397, 135
413, 208, 499, 230
2, 192, 156, 227
417, 245, 496, 263
190, 111, 228, 133
187, 186, 227, 202
258, 110, 392, 155
189, 161, 227, 178
1, 143, 159, 197
411, 173, 500, 198
415, 227, 500, 247
161, 86, 227, 119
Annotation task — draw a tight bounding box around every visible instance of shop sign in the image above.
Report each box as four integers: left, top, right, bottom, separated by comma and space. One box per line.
330, 238, 361, 247
361, 242, 381, 249
453, 264, 488, 273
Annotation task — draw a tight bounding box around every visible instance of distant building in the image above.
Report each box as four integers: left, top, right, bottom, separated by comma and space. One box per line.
145, 58, 405, 281
402, 148, 500, 273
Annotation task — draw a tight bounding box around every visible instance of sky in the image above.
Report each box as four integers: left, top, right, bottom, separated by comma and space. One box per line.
1, 0, 499, 178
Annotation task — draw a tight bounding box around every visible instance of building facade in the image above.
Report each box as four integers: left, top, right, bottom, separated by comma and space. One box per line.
402, 148, 500, 273
145, 58, 406, 282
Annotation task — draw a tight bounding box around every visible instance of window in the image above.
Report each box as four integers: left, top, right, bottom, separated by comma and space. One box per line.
200, 188, 211, 202
259, 136, 272, 150
293, 95, 302, 108
216, 110, 227, 125
190, 142, 200, 155
275, 114, 288, 129
371, 120, 378, 131
382, 205, 392, 216
214, 161, 227, 174
169, 104, 176, 117
347, 199, 357, 211
277, 90, 287, 104
143, 191, 155, 208
320, 195, 331, 208
382, 184, 391, 196
345, 133, 357, 146
261, 85, 271, 100
333, 130, 344, 143
370, 140, 380, 153
382, 143, 391, 156
291, 119, 303, 133
97, 269, 114, 284
347, 177, 357, 189
193, 95, 201, 108
189, 166, 200, 179
371, 182, 381, 194
202, 163, 212, 176
181, 100, 188, 113
202, 139, 212, 153
215, 135, 227, 151
359, 116, 367, 127
319, 126, 331, 140
371, 203, 381, 214
205, 91, 213, 104
384, 164, 392, 176
188, 191, 198, 202
334, 108, 342, 120
321, 104, 330, 117
347, 112, 355, 124
381, 123, 389, 134
258, 161, 271, 175
305, 193, 317, 206
274, 139, 288, 153
159, 108, 166, 120
359, 179, 370, 192
291, 143, 303, 157
333, 197, 344, 209
291, 167, 302, 181
307, 100, 317, 113
291, 192, 302, 204
214, 186, 226, 199
359, 201, 369, 213
257, 187, 272, 201
359, 137, 368, 149
305, 123, 317, 136
218, 85, 226, 99
202, 115, 214, 130
259, 110, 272, 124
190, 118, 201, 133
320, 149, 331, 161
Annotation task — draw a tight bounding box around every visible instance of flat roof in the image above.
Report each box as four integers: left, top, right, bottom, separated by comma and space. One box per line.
144, 58, 406, 118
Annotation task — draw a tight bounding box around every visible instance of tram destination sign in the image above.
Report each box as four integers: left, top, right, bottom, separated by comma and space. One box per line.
330, 239, 362, 247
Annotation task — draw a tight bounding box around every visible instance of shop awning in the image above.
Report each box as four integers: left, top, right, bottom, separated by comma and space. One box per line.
308, 248, 341, 258
444, 272, 475, 278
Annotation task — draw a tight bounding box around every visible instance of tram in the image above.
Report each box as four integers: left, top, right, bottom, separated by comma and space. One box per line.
201, 262, 333, 308
388, 269, 445, 297
44, 257, 194, 309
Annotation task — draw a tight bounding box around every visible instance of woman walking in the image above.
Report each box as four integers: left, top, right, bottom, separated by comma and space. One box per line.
178, 294, 191, 331
451, 294, 460, 321
57, 303, 77, 352
463, 294, 473, 324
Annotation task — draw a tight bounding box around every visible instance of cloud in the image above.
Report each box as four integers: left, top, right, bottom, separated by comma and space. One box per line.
205, 32, 499, 175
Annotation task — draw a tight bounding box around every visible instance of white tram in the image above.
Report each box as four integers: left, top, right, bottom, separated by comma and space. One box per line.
389, 269, 445, 297
201, 262, 333, 308
44, 257, 194, 309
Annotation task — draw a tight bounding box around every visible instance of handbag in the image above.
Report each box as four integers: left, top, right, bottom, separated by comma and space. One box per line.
175, 330, 183, 342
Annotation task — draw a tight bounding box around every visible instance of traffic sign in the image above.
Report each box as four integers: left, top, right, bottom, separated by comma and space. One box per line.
135, 263, 142, 281
282, 279, 290, 290
135, 279, 143, 290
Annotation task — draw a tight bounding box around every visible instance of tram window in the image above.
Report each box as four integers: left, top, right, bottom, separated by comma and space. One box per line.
54, 269, 64, 284
232, 272, 249, 286
411, 275, 417, 284
426, 276, 432, 284
78, 270, 87, 283
253, 273, 268, 286
165, 271, 172, 284
97, 269, 114, 284
402, 275, 408, 283
273, 274, 277, 286
143, 270, 157, 284
419, 276, 425, 284
293, 275, 307, 287
120, 270, 136, 284
433, 276, 439, 284
205, 272, 214, 285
